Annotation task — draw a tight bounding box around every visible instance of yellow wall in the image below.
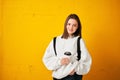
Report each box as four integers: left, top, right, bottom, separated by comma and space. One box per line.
0, 0, 3, 79
1, 0, 120, 80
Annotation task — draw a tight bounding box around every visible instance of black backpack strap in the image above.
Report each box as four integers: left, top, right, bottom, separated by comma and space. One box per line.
53, 37, 57, 56
77, 37, 81, 61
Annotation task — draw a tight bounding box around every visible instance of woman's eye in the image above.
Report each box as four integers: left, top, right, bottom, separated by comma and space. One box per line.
67, 23, 71, 26
73, 24, 78, 27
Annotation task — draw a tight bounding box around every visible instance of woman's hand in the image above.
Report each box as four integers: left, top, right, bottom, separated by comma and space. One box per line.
69, 69, 75, 75
61, 57, 70, 65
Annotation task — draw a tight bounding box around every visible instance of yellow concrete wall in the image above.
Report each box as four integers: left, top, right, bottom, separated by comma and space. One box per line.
0, 0, 3, 79
1, 0, 120, 80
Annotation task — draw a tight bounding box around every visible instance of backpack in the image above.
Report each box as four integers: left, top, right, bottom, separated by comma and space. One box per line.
53, 37, 81, 61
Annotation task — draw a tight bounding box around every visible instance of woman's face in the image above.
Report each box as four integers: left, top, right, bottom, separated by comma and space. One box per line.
66, 19, 78, 36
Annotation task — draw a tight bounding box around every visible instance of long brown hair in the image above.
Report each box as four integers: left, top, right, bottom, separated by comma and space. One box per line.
62, 14, 82, 39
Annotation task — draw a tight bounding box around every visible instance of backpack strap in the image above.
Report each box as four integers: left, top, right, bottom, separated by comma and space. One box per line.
77, 37, 81, 61
53, 37, 57, 56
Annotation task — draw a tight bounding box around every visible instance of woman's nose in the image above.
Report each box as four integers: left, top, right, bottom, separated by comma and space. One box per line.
70, 25, 73, 28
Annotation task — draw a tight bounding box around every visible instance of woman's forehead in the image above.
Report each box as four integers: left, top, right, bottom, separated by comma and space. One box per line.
67, 19, 78, 24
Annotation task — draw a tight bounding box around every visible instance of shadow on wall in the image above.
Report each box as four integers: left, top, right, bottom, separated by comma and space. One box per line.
90, 27, 120, 80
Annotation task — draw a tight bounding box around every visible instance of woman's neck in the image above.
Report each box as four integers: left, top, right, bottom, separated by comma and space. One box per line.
68, 35, 74, 38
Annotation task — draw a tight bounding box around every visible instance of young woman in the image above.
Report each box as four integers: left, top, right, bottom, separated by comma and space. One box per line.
42, 14, 92, 80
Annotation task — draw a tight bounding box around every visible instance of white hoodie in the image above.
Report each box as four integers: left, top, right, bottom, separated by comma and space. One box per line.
42, 35, 92, 79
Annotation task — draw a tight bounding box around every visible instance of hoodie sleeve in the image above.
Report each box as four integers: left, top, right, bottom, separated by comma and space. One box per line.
42, 39, 61, 71
75, 39, 92, 75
